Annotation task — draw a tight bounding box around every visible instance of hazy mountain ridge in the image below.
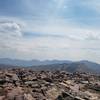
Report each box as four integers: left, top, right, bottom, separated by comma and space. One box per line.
0, 58, 71, 66
30, 62, 100, 74
0, 58, 100, 74
65, 62, 95, 73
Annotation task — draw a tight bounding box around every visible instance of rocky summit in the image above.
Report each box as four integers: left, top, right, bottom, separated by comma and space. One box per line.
0, 68, 100, 100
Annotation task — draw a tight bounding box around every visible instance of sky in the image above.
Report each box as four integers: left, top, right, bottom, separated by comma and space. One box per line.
0, 0, 100, 63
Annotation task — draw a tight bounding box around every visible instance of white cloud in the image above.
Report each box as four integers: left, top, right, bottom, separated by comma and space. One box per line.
23, 18, 100, 41
0, 16, 100, 63
0, 21, 22, 37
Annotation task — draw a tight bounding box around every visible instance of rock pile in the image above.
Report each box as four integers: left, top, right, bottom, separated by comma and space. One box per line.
0, 69, 99, 100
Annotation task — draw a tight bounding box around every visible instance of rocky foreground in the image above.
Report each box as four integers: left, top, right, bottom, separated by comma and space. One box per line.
0, 68, 100, 100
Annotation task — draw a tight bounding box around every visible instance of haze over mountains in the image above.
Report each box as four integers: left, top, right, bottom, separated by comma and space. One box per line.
30, 61, 100, 74
0, 58, 72, 66
0, 58, 100, 74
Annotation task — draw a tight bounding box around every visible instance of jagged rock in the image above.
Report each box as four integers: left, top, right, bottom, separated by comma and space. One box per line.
5, 87, 23, 100
0, 96, 5, 100
14, 95, 24, 100
43, 77, 53, 83
24, 93, 35, 100
0, 79, 6, 85
0, 68, 99, 100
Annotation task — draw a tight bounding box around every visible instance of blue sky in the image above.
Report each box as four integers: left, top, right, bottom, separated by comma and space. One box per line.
0, 0, 100, 63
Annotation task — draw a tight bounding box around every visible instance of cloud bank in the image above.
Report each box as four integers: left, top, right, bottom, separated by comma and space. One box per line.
0, 0, 100, 63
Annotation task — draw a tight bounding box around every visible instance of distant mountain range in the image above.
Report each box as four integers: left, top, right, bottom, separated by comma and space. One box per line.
29, 61, 100, 74
0, 58, 72, 66
0, 58, 100, 74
